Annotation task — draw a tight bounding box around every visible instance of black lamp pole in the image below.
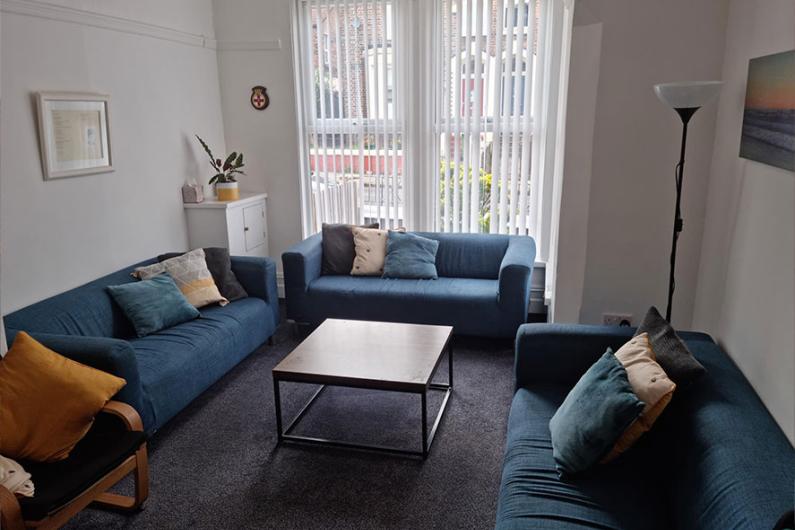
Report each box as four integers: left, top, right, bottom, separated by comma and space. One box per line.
665, 106, 699, 323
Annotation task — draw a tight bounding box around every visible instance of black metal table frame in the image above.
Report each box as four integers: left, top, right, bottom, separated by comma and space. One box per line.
273, 341, 453, 459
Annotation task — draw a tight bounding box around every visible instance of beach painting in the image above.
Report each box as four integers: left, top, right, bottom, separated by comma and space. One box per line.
739, 50, 795, 172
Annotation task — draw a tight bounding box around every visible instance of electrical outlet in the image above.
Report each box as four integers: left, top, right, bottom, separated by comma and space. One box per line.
602, 313, 633, 326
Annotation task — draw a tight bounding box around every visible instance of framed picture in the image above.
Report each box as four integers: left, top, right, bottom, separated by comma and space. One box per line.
36, 92, 113, 179
739, 50, 795, 172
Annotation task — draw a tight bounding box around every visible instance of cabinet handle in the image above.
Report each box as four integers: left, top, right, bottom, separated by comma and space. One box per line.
244, 227, 250, 232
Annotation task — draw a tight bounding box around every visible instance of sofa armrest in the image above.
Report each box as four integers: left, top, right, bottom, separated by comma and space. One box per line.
7, 331, 151, 430
498, 236, 536, 314
281, 233, 323, 293
230, 256, 280, 328
514, 323, 635, 389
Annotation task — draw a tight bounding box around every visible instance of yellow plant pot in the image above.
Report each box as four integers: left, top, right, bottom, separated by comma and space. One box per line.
215, 183, 240, 201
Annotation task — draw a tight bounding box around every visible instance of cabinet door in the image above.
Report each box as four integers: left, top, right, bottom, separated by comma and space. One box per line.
242, 203, 267, 252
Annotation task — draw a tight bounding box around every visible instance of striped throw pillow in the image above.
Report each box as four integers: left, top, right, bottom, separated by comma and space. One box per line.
134, 248, 228, 308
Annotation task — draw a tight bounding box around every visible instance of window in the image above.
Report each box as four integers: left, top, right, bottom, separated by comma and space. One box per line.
293, 0, 406, 232
435, 0, 540, 235
292, 0, 573, 263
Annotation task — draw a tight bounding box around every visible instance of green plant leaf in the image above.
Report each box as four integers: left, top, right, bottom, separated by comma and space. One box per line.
235, 153, 243, 167
224, 152, 237, 169
196, 135, 218, 169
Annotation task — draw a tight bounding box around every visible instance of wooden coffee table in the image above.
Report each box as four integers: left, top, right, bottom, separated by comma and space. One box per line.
272, 319, 453, 459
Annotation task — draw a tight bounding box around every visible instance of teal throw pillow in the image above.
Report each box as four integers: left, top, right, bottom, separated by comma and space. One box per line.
382, 232, 440, 279
107, 274, 200, 338
549, 350, 645, 476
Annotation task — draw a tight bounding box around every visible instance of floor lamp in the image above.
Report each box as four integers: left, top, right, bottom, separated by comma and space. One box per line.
653, 81, 722, 323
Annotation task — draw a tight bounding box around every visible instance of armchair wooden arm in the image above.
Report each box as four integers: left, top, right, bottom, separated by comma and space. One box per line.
0, 484, 26, 530
0, 401, 149, 529
101, 400, 143, 431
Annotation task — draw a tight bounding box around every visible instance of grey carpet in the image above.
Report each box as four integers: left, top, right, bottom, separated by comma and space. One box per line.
65, 323, 516, 530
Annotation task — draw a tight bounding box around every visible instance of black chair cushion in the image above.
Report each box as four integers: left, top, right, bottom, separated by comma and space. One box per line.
17, 415, 145, 521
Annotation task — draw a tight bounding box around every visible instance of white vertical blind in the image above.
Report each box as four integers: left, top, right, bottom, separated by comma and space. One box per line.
435, 0, 541, 236
294, 0, 407, 233
292, 0, 575, 269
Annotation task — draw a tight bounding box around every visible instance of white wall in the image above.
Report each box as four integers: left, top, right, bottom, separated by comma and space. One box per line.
569, 0, 728, 328
0, 0, 226, 313
212, 0, 303, 274
553, 19, 602, 323
693, 0, 795, 444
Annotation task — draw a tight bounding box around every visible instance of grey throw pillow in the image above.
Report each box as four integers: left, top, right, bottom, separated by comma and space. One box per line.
321, 223, 379, 275
635, 306, 706, 386
158, 248, 247, 302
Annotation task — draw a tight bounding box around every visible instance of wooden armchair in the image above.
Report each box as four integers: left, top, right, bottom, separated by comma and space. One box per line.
0, 401, 149, 529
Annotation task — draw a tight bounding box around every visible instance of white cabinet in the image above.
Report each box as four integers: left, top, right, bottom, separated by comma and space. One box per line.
184, 193, 268, 257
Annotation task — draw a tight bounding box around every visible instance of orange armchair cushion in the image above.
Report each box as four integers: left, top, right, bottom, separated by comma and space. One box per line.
0, 332, 126, 462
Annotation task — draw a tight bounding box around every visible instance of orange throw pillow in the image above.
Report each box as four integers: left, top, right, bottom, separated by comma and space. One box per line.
0, 332, 126, 462
602, 333, 676, 462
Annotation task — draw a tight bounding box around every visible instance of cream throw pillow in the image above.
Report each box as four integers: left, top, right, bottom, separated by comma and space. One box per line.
0, 455, 34, 497
351, 227, 389, 276
602, 333, 676, 462
134, 248, 228, 308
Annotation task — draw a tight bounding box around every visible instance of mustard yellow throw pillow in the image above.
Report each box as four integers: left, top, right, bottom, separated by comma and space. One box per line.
602, 333, 675, 462
0, 332, 126, 462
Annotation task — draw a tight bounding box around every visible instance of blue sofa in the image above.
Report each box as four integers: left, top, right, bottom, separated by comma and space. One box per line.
3, 257, 279, 435
282, 232, 535, 338
496, 324, 795, 530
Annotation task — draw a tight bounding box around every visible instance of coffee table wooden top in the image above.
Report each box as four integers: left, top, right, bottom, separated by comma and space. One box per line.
273, 319, 453, 392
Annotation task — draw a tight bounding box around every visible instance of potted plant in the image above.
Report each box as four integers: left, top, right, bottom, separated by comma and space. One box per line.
196, 135, 245, 201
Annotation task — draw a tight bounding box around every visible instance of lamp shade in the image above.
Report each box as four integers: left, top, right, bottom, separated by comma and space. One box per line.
654, 81, 723, 109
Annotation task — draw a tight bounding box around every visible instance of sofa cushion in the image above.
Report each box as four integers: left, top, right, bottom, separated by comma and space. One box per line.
0, 332, 127, 462
159, 248, 248, 302
603, 333, 676, 462
351, 227, 389, 276
497, 385, 673, 530
305, 276, 512, 334
549, 351, 644, 476
107, 274, 200, 337
635, 306, 706, 386
322, 222, 379, 275
130, 297, 274, 428
3, 260, 157, 339
414, 232, 509, 279
383, 232, 440, 279
134, 249, 228, 308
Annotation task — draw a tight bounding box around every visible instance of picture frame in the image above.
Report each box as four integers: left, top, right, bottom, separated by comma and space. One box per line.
739, 50, 795, 172
36, 91, 113, 179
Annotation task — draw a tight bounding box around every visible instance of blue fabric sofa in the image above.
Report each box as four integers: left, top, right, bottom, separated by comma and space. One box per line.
496, 324, 795, 530
3, 257, 279, 435
282, 232, 536, 338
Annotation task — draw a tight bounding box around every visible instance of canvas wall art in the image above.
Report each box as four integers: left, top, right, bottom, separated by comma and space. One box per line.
739, 50, 795, 172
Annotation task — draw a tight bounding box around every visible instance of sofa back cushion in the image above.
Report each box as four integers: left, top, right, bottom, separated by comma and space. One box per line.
3, 260, 158, 340
413, 232, 509, 279
663, 339, 795, 530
